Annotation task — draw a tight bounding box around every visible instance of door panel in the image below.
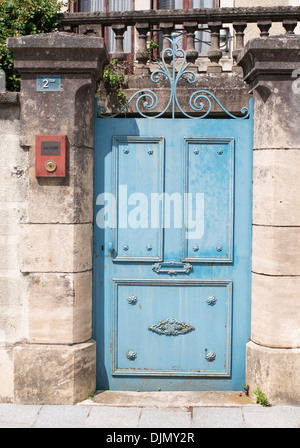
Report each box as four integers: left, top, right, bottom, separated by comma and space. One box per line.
94, 115, 252, 391
113, 136, 165, 262
112, 279, 232, 377
183, 138, 234, 263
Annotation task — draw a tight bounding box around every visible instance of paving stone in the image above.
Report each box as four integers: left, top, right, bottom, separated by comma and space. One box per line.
242, 406, 299, 428
84, 406, 141, 428
32, 405, 91, 428
193, 407, 245, 428
0, 404, 41, 428
292, 407, 300, 427
139, 408, 192, 428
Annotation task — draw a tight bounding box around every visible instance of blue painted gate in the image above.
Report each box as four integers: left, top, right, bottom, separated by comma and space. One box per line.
93, 112, 253, 391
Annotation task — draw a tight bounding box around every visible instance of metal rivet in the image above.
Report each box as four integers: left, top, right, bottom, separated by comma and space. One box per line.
193, 148, 199, 155
216, 245, 222, 252
127, 295, 138, 305
126, 350, 137, 361
205, 352, 216, 362
146, 244, 152, 251
193, 245, 199, 252
218, 149, 223, 155
123, 244, 129, 251
206, 295, 217, 306
123, 148, 129, 154
148, 149, 153, 155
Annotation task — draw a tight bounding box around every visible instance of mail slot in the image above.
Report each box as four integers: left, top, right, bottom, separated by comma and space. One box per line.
36, 135, 67, 178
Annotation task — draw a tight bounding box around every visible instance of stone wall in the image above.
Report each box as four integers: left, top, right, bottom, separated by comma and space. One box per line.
5, 33, 109, 405
238, 34, 300, 405
0, 93, 28, 402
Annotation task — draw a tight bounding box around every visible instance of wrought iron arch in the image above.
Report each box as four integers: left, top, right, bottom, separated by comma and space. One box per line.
98, 33, 250, 120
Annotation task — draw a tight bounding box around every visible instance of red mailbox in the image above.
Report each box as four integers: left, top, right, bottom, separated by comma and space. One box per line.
36, 135, 67, 178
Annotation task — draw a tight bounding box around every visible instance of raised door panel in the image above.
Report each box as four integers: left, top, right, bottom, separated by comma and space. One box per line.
112, 136, 165, 261
112, 279, 232, 377
183, 138, 234, 263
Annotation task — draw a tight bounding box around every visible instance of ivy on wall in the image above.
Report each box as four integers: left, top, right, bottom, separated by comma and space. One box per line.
0, 0, 68, 91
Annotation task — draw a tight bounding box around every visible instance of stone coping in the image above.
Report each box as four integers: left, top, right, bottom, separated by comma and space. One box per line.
0, 92, 19, 105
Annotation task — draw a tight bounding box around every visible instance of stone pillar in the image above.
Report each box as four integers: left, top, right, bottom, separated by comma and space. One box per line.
237, 35, 300, 405
7, 33, 108, 404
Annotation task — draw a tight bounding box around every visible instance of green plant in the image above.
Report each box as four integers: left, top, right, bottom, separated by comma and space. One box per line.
147, 39, 159, 61
0, 0, 68, 91
102, 59, 128, 107
87, 390, 96, 401
254, 388, 270, 407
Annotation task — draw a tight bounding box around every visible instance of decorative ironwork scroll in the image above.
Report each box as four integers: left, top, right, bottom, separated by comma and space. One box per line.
98, 33, 250, 120
148, 318, 195, 336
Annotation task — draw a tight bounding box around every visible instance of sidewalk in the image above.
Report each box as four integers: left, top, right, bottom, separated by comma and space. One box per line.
0, 391, 299, 428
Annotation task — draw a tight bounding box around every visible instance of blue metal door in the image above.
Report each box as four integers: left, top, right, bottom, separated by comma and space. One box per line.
94, 113, 253, 391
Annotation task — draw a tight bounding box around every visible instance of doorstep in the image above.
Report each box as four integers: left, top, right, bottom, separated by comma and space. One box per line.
78, 391, 256, 408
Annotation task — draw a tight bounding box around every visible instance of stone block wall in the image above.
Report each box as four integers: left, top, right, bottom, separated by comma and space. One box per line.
3, 33, 109, 405
0, 93, 28, 402
238, 35, 300, 405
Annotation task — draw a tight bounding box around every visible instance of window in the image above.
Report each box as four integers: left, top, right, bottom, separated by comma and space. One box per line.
157, 0, 216, 8
193, 1, 217, 55
158, 0, 184, 7
157, 0, 216, 55
80, 0, 133, 54
75, 0, 219, 56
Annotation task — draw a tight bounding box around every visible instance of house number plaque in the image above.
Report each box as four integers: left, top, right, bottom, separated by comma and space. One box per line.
37, 75, 61, 92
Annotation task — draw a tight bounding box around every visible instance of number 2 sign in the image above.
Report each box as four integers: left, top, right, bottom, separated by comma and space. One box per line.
37, 75, 61, 92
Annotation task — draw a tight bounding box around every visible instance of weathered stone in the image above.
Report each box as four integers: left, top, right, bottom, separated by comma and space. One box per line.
7, 33, 109, 149
14, 341, 96, 405
60, 7, 300, 28
0, 275, 28, 343
28, 271, 92, 344
18, 74, 96, 149
252, 226, 300, 276
98, 72, 252, 117
253, 149, 300, 226
0, 92, 19, 107
246, 341, 300, 406
237, 36, 300, 150
0, 102, 28, 204
19, 224, 93, 273
251, 273, 300, 348
239, 33, 300, 406
28, 146, 93, 224
7, 33, 108, 76
0, 95, 29, 355
0, 345, 14, 402
4, 32, 108, 405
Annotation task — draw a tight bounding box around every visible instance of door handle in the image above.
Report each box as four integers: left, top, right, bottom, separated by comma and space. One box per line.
152, 261, 193, 276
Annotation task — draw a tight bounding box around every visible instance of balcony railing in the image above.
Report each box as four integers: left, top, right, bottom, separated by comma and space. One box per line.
60, 6, 300, 73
